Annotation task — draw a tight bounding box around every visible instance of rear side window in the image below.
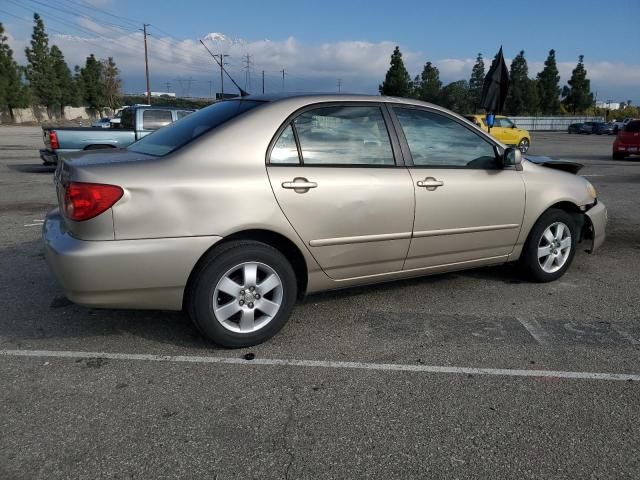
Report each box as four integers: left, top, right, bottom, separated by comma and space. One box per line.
129, 100, 263, 157
177, 110, 194, 120
292, 105, 395, 166
270, 125, 300, 164
624, 121, 640, 132
143, 110, 173, 130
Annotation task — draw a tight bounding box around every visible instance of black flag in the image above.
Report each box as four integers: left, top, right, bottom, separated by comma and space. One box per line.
480, 47, 510, 114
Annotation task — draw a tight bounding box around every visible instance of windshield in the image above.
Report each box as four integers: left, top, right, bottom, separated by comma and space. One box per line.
128, 100, 263, 156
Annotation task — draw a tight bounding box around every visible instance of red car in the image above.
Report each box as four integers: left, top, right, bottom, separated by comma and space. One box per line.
613, 119, 640, 159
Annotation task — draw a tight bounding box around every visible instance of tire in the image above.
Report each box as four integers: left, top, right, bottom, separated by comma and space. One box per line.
517, 138, 530, 153
520, 209, 578, 283
613, 152, 626, 160
187, 241, 297, 347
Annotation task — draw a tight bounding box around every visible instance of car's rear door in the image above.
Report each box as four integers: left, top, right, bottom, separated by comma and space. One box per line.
267, 103, 415, 280
390, 106, 525, 270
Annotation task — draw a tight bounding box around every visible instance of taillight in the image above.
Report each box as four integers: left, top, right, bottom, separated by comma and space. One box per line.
63, 182, 123, 221
49, 130, 59, 150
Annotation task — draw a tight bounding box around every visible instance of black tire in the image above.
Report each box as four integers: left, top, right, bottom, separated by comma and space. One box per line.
518, 138, 530, 153
187, 241, 297, 348
520, 209, 578, 283
613, 153, 626, 160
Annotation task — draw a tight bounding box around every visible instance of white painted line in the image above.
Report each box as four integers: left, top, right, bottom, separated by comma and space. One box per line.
517, 317, 552, 347
1, 349, 638, 382
581, 174, 606, 177
23, 223, 43, 227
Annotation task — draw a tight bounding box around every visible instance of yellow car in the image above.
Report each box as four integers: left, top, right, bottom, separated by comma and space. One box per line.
465, 115, 531, 153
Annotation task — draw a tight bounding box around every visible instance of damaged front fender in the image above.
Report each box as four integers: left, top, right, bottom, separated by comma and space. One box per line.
583, 201, 607, 253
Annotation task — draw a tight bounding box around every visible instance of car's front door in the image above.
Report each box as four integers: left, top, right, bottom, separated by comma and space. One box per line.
391, 106, 526, 270
497, 117, 519, 144
267, 104, 414, 280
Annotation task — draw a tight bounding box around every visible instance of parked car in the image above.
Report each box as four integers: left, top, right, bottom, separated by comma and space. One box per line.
43, 94, 606, 347
39, 106, 195, 165
567, 123, 583, 134
91, 117, 112, 129
613, 118, 632, 133
464, 114, 531, 153
612, 119, 640, 159
593, 122, 615, 135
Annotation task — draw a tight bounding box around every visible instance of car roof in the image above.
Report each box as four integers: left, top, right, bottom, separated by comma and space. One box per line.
227, 92, 449, 109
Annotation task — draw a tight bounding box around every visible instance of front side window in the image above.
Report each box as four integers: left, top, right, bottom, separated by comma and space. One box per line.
120, 108, 135, 129
129, 100, 263, 157
142, 110, 173, 131
292, 106, 395, 166
498, 118, 514, 128
394, 108, 498, 169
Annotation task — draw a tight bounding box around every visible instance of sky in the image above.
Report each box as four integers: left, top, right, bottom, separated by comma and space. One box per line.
2, 0, 639, 103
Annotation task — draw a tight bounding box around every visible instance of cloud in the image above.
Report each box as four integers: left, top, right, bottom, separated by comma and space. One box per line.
8, 27, 640, 100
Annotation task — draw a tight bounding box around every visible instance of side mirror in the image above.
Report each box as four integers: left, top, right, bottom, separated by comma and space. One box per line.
503, 147, 522, 167
511, 124, 517, 129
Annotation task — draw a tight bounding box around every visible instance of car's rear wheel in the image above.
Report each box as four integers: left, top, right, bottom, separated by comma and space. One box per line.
187, 241, 297, 347
613, 152, 626, 160
518, 138, 530, 153
520, 209, 577, 282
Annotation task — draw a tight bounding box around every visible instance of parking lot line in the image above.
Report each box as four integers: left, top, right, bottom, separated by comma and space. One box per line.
1, 349, 639, 382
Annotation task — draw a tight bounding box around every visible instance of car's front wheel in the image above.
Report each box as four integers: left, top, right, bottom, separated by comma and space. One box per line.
188, 241, 297, 347
613, 152, 626, 160
520, 209, 578, 282
518, 138, 530, 153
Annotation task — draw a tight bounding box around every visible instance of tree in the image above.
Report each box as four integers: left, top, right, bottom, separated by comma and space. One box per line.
80, 54, 105, 112
468, 53, 485, 113
537, 49, 561, 115
101, 57, 122, 110
25, 13, 56, 112
525, 79, 540, 115
562, 55, 593, 114
379, 46, 412, 98
439, 80, 471, 114
0, 23, 29, 118
71, 65, 83, 107
50, 45, 74, 115
505, 50, 530, 115
413, 61, 441, 103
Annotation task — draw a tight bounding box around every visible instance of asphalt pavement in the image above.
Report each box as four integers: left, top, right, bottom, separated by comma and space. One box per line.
0, 127, 638, 479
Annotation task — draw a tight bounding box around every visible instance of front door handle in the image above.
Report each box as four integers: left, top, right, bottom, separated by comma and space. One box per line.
282, 177, 318, 193
417, 177, 444, 189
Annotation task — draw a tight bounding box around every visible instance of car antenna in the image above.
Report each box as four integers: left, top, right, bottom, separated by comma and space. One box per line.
199, 39, 249, 98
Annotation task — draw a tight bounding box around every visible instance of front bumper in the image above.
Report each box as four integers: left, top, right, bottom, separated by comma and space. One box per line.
43, 209, 222, 310
39, 149, 58, 165
584, 201, 607, 253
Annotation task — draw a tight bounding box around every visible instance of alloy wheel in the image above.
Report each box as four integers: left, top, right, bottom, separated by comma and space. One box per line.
537, 222, 572, 273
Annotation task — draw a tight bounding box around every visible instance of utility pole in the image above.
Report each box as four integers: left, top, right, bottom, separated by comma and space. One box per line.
243, 54, 252, 92
208, 80, 214, 98
142, 24, 151, 104
262, 70, 265, 94
214, 54, 229, 98
281, 69, 285, 91
337, 78, 342, 93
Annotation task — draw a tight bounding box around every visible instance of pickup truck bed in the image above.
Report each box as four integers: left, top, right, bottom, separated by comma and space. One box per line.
40, 127, 136, 165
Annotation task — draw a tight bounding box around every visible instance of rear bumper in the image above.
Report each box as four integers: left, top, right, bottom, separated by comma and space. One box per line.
584, 201, 607, 253
42, 209, 222, 310
39, 149, 58, 165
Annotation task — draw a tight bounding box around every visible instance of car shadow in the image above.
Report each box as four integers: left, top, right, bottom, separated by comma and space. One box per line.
7, 163, 56, 174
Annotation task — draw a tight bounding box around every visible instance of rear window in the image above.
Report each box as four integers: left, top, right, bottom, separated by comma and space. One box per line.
624, 121, 640, 132
142, 109, 173, 130
120, 108, 135, 129
128, 100, 263, 157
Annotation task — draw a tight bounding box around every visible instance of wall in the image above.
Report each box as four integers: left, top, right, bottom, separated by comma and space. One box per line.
510, 116, 605, 131
0, 106, 112, 124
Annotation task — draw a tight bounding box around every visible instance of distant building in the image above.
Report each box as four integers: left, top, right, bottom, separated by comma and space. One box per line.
596, 101, 621, 110
144, 91, 177, 98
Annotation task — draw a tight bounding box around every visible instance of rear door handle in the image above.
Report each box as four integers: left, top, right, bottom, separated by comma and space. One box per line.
281, 177, 318, 192
417, 177, 444, 189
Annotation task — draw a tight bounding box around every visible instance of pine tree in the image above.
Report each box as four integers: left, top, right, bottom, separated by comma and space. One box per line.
71, 65, 84, 107
525, 79, 540, 115
101, 57, 122, 111
563, 55, 593, 114
505, 50, 529, 115
537, 49, 561, 115
468, 53, 485, 113
80, 54, 105, 112
0, 23, 29, 119
25, 13, 56, 112
50, 45, 74, 115
440, 80, 471, 114
379, 46, 412, 98
414, 61, 442, 104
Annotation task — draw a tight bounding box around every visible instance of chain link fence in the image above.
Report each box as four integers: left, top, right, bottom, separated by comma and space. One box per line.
510, 116, 605, 131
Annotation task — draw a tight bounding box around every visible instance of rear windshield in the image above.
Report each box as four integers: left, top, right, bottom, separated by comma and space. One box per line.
624, 121, 640, 132
128, 100, 263, 156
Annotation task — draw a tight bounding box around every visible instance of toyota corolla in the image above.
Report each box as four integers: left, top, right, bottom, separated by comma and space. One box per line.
43, 94, 607, 347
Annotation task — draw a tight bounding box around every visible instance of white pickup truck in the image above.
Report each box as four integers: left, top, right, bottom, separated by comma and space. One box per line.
613, 118, 632, 133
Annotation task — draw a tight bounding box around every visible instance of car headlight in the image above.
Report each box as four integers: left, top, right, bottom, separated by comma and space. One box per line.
586, 181, 597, 200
